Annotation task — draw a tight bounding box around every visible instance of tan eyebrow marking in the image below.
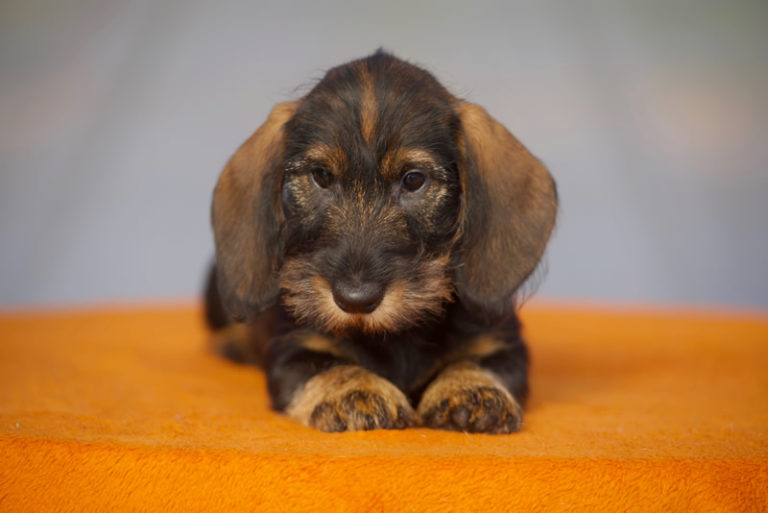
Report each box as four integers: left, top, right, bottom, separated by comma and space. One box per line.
303, 142, 346, 172
381, 147, 439, 179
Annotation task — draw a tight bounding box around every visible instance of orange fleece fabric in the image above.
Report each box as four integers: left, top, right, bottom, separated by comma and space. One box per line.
1, 305, 766, 512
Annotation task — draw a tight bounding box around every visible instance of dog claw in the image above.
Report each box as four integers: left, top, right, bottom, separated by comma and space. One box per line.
420, 385, 523, 434
308, 389, 415, 432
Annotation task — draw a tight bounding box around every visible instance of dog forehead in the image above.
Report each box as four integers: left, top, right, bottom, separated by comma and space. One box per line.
283, 53, 459, 175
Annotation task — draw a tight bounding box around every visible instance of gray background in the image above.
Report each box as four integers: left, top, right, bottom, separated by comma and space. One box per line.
1, 0, 766, 309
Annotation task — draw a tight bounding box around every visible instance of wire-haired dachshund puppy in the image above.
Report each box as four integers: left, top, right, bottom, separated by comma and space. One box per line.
206, 51, 557, 434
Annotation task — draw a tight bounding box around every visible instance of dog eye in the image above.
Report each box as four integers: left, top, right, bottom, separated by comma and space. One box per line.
311, 167, 333, 189
401, 170, 426, 192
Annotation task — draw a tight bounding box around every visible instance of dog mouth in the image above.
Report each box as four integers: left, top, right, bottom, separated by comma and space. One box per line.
279, 254, 453, 335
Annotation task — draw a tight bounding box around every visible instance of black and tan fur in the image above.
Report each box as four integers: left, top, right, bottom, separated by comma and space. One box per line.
206, 51, 557, 433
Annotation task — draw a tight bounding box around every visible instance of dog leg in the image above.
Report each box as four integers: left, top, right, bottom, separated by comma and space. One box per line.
417, 337, 528, 434
267, 332, 415, 432
208, 323, 258, 364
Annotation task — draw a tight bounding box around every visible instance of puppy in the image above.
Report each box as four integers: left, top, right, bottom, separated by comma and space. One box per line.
206, 51, 557, 433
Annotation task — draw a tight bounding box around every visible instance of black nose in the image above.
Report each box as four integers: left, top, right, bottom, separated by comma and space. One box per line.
332, 281, 384, 314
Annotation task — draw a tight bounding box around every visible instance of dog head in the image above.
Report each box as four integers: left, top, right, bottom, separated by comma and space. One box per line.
212, 52, 557, 332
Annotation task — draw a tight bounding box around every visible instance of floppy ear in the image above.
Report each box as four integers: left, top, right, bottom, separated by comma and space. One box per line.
455, 102, 558, 320
211, 102, 297, 322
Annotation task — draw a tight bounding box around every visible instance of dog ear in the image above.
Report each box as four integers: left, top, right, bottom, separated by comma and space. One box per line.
455, 102, 558, 320
211, 102, 297, 322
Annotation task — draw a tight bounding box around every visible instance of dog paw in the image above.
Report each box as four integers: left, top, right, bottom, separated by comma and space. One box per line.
309, 389, 415, 432
287, 365, 415, 432
418, 363, 522, 434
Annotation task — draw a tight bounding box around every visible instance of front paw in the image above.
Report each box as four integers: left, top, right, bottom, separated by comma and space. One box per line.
286, 365, 415, 432
418, 362, 523, 434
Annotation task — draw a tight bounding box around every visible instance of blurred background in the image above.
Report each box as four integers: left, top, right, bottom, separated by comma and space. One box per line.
1, 0, 766, 310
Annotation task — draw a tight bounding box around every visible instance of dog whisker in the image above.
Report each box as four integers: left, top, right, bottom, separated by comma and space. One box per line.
279, 253, 453, 335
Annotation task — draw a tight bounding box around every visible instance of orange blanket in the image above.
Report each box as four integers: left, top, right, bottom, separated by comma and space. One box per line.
1, 305, 766, 511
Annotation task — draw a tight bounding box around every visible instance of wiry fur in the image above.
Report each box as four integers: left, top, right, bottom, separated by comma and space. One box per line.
207, 51, 557, 433
280, 253, 453, 334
